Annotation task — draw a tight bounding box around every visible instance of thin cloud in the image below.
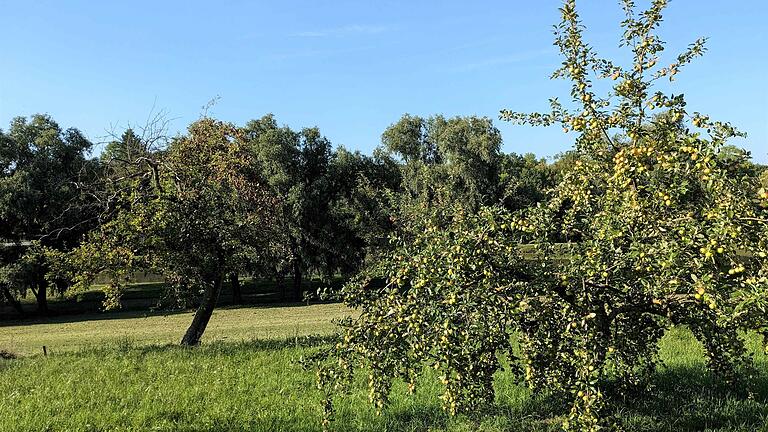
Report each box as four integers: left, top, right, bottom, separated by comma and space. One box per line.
452, 48, 556, 72
268, 45, 377, 62
291, 24, 391, 38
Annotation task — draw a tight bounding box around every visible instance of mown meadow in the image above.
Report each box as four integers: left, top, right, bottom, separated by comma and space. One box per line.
1, 307, 767, 432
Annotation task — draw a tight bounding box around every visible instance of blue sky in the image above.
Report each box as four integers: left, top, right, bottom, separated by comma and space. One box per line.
1, 1, 766, 162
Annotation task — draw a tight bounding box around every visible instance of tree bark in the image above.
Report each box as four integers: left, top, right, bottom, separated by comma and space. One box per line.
35, 282, 49, 315
180, 275, 223, 346
230, 272, 242, 305
292, 261, 302, 301
290, 236, 302, 301
1, 284, 24, 316
274, 268, 286, 301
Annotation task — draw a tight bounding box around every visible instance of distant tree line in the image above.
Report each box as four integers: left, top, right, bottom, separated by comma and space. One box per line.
0, 112, 556, 336
0, 111, 765, 345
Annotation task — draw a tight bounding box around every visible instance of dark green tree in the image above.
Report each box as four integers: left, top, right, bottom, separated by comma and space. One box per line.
243, 115, 389, 299
498, 152, 556, 211
0, 114, 96, 315
323, 146, 402, 275
381, 114, 503, 210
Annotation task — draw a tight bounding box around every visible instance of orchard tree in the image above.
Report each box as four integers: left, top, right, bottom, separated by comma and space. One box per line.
505, 0, 768, 428
0, 114, 97, 315
310, 1, 768, 431
71, 118, 277, 345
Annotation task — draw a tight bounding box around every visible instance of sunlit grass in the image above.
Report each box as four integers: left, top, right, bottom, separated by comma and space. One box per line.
1, 307, 766, 431
0, 303, 350, 356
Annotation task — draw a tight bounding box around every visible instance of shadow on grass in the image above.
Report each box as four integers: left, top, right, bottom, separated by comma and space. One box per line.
46, 333, 341, 358
613, 363, 768, 431
378, 363, 768, 432
138, 406, 452, 432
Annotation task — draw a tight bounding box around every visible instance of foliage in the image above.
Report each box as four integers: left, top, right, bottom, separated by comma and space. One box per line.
311, 1, 768, 431
502, 0, 768, 429
498, 153, 556, 211
310, 206, 525, 426
381, 114, 503, 210
101, 128, 147, 165
324, 146, 402, 274
0, 114, 97, 313
70, 118, 278, 345
242, 115, 402, 297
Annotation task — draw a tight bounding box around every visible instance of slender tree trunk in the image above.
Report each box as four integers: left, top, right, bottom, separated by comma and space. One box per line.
180, 275, 223, 346
230, 272, 242, 305
290, 236, 302, 301
35, 282, 49, 315
274, 268, 286, 301
1, 284, 24, 316
292, 261, 302, 301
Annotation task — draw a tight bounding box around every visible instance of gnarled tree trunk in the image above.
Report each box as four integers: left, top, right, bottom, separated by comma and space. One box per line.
180, 275, 223, 346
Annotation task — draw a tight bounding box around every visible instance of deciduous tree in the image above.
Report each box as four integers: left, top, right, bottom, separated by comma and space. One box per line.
310, 2, 768, 431
0, 114, 96, 315
71, 118, 277, 345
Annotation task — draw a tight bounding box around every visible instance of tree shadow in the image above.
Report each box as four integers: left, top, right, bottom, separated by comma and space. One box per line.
445, 363, 768, 431
611, 363, 768, 431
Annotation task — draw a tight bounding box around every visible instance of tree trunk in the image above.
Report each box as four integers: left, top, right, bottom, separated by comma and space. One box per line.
274, 268, 286, 301
35, 282, 49, 315
180, 275, 223, 346
230, 272, 242, 305
1, 284, 24, 316
290, 236, 302, 301
292, 261, 302, 301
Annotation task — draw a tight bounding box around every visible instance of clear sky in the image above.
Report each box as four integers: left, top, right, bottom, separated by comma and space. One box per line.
1, 1, 766, 162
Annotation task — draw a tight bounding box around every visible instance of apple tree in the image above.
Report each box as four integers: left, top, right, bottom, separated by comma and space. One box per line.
70, 118, 278, 345
309, 1, 768, 431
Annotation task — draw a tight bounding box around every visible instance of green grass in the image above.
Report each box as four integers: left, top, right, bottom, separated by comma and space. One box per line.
0, 303, 351, 356
1, 308, 767, 431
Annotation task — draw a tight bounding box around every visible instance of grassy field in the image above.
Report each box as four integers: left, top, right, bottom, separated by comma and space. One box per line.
1, 306, 767, 431
0, 303, 350, 356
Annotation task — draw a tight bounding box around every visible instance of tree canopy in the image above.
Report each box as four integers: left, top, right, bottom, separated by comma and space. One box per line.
308, 1, 768, 431
70, 118, 278, 345
0, 114, 96, 314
